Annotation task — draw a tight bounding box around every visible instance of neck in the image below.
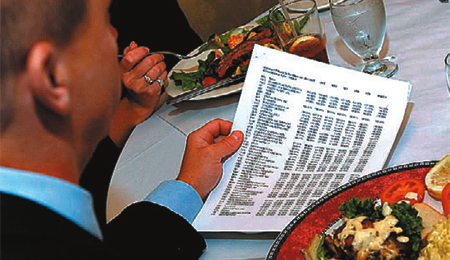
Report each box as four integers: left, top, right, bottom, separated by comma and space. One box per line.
0, 137, 80, 185
0, 114, 81, 185
0, 76, 100, 186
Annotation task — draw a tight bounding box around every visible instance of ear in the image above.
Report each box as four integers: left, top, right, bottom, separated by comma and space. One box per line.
26, 42, 71, 115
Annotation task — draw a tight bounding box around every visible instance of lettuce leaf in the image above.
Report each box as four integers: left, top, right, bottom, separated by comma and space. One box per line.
339, 197, 383, 220
390, 202, 423, 258
339, 197, 423, 259
170, 52, 216, 91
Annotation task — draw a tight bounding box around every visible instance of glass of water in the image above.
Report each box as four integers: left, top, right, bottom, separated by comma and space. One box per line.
329, 0, 398, 78
445, 52, 450, 93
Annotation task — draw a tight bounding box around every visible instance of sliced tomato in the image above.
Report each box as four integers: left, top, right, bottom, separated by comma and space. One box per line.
227, 34, 244, 49
202, 77, 217, 86
442, 183, 450, 216
380, 178, 425, 205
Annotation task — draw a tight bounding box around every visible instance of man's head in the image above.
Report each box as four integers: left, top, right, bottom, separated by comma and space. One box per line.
2, 0, 85, 131
0, 0, 121, 182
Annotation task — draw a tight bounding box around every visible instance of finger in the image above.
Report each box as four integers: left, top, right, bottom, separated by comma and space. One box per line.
122, 58, 164, 91
129, 68, 166, 95
143, 62, 166, 84
195, 119, 233, 142
123, 41, 137, 55
153, 71, 168, 89
129, 54, 165, 79
120, 47, 150, 72
145, 80, 163, 96
158, 70, 168, 81
212, 130, 244, 159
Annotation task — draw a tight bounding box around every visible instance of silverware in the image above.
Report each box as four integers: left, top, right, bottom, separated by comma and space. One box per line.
166, 74, 246, 105
118, 50, 204, 60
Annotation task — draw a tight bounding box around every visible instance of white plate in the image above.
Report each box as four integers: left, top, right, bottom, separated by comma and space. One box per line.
166, 49, 246, 101
166, 2, 329, 101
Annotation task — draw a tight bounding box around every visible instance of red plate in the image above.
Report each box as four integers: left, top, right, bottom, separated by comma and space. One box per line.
266, 161, 437, 260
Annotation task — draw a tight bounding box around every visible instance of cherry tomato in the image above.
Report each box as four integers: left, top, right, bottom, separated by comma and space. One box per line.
202, 77, 217, 86
380, 178, 425, 205
442, 183, 450, 216
227, 35, 244, 49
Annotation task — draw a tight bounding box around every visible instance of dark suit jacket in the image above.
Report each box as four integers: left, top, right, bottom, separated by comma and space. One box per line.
1, 192, 206, 259
72, 3, 207, 257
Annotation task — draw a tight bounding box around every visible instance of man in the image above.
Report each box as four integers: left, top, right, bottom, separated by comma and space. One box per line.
0, 0, 243, 259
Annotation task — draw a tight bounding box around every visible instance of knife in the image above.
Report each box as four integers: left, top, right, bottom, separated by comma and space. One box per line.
166, 74, 246, 105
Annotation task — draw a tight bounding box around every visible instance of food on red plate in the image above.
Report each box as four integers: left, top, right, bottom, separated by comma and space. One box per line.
418, 216, 450, 260
413, 203, 446, 239
380, 179, 425, 205
442, 183, 450, 216
304, 197, 424, 260
425, 154, 450, 201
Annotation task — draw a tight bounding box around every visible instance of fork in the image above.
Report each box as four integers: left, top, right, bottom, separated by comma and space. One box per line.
118, 50, 205, 60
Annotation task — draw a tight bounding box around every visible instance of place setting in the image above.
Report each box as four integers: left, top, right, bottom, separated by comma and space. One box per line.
162, 0, 401, 107
107, 1, 450, 259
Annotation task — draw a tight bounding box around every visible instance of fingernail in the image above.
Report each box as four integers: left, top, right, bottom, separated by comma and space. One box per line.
231, 131, 242, 141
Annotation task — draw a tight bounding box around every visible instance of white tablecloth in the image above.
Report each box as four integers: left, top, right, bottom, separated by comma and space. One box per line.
107, 0, 449, 259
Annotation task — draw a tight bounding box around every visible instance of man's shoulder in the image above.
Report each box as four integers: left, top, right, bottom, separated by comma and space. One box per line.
105, 201, 207, 260
1, 192, 117, 260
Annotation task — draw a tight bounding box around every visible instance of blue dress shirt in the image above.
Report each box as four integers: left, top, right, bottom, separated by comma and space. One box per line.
144, 180, 203, 223
0, 167, 203, 240
0, 167, 103, 239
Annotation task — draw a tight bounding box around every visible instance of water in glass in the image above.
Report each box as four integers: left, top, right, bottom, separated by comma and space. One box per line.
329, 0, 398, 78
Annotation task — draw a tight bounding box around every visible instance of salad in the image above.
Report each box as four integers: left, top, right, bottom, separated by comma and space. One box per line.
306, 197, 423, 260
169, 10, 285, 91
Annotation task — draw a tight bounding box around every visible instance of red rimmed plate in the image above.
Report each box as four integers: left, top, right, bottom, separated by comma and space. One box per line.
266, 161, 439, 260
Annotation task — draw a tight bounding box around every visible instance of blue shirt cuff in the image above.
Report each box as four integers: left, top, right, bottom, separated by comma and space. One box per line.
144, 180, 203, 223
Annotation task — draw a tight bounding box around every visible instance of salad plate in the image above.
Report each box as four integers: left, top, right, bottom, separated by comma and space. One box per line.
165, 19, 263, 101
266, 161, 440, 260
165, 7, 282, 101
166, 49, 246, 101
166, 1, 330, 102
166, 1, 331, 102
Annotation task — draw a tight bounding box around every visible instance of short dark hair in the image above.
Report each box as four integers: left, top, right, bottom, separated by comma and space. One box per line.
1, 0, 87, 80
1, 0, 87, 131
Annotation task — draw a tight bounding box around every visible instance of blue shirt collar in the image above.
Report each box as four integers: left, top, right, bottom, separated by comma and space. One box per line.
0, 167, 103, 240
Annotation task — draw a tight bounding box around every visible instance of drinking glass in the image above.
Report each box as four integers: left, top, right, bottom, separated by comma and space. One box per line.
329, 0, 398, 78
445, 52, 450, 93
270, 0, 330, 63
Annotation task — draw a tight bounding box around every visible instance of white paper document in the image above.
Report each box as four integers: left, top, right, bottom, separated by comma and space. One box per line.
193, 45, 411, 232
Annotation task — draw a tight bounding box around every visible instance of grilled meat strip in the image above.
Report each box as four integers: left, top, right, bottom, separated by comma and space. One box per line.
205, 28, 280, 79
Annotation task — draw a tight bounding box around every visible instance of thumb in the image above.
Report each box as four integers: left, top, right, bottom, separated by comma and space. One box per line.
214, 130, 244, 159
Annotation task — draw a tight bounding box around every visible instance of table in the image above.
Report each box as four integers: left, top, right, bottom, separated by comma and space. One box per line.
107, 1, 450, 259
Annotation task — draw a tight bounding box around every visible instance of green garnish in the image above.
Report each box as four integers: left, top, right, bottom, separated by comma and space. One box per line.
390, 202, 423, 258
339, 197, 384, 220
316, 237, 330, 260
170, 52, 216, 91
338, 197, 423, 259
294, 14, 310, 35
